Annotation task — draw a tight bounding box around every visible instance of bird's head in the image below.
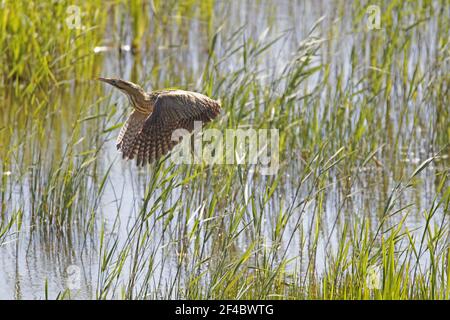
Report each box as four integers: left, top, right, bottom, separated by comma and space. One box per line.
98, 77, 148, 111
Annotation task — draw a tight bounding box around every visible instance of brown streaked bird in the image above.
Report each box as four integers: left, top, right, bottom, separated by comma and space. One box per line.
98, 77, 221, 166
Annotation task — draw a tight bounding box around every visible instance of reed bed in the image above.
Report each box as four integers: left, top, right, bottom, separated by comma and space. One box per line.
0, 0, 448, 299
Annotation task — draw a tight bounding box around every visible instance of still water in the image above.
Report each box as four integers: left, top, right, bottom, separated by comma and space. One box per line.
0, 0, 448, 299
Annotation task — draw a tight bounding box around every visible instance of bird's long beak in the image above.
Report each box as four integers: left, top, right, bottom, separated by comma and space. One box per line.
97, 77, 112, 84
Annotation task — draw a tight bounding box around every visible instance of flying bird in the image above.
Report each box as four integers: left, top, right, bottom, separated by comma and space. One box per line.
98, 78, 221, 166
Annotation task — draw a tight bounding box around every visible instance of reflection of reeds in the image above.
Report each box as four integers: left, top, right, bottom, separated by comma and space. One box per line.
0, 0, 449, 299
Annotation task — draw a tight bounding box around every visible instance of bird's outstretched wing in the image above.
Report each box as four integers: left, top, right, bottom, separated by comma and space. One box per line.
124, 90, 221, 166
116, 110, 148, 158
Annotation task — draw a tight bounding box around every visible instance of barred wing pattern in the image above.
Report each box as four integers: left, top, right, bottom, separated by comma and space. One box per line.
120, 90, 221, 166
116, 110, 148, 157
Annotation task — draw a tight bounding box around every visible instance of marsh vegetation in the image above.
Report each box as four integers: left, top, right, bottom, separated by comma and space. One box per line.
0, 0, 449, 299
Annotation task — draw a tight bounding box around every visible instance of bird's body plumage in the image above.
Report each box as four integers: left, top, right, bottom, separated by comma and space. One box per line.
98, 78, 221, 166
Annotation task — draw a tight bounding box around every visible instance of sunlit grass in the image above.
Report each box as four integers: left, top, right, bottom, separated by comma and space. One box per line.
0, 0, 448, 300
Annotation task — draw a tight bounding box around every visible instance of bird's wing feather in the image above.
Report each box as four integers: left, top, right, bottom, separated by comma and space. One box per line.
116, 110, 148, 159
126, 91, 221, 166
